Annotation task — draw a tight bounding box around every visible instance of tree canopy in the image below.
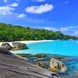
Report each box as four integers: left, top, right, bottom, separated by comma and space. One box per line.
0, 23, 78, 42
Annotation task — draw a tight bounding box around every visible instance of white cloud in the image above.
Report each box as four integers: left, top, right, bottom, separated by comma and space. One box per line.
0, 3, 18, 15
9, 3, 18, 7
43, 27, 58, 31
34, 0, 45, 2
60, 27, 71, 31
43, 26, 78, 32
73, 31, 78, 36
0, 6, 15, 15
4, 0, 8, 3
60, 26, 78, 31
4, 0, 19, 3
25, 4, 54, 14
43, 26, 78, 36
17, 14, 26, 18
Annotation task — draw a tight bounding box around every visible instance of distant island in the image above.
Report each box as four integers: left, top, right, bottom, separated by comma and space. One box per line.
0, 23, 78, 42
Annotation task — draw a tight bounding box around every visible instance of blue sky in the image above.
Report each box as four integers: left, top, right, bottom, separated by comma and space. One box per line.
0, 0, 78, 36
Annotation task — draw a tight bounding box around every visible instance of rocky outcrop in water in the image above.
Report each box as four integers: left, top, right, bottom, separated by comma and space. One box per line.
34, 53, 46, 58
0, 48, 60, 78
50, 58, 67, 73
0, 42, 28, 50
12, 42, 28, 50
18, 53, 78, 78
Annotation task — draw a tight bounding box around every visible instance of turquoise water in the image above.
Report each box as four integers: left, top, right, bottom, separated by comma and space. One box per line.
14, 40, 78, 77
14, 40, 78, 56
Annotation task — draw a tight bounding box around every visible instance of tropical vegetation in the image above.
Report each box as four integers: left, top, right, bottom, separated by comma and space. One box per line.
0, 23, 78, 42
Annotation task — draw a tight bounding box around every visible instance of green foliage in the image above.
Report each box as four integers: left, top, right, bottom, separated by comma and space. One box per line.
0, 23, 78, 42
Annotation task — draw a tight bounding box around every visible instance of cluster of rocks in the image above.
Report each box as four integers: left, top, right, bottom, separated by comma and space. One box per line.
18, 53, 67, 73
1, 46, 77, 78
18, 53, 78, 78
0, 48, 60, 78
0, 42, 28, 50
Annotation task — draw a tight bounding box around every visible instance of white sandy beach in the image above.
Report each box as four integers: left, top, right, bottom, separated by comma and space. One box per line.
0, 40, 54, 47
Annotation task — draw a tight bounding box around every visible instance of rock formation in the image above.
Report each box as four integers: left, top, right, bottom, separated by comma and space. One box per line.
50, 58, 67, 73
12, 42, 28, 50
1, 43, 12, 50
34, 53, 46, 58
0, 48, 60, 78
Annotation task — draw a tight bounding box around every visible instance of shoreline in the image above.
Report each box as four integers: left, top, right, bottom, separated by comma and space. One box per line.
16, 40, 54, 44
0, 40, 54, 47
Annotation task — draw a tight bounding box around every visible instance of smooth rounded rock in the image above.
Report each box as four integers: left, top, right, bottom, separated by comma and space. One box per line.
12, 42, 28, 50
50, 58, 67, 73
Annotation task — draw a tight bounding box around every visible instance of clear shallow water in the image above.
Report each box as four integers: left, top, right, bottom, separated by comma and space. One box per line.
14, 40, 78, 56
14, 40, 78, 77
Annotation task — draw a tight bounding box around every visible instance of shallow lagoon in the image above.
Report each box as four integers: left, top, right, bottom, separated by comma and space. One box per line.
14, 40, 78, 56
